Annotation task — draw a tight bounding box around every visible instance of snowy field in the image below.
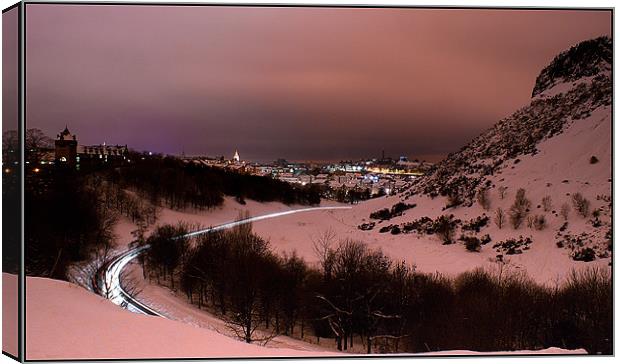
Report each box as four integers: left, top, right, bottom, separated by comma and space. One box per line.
1, 274, 586, 359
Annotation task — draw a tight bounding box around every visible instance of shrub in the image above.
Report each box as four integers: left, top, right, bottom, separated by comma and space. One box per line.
498, 186, 508, 200
369, 202, 416, 220
542, 196, 552, 212
459, 235, 482, 252
480, 234, 492, 245
509, 188, 531, 229
358, 222, 375, 231
402, 216, 434, 234
493, 236, 532, 255
434, 215, 458, 244
590, 155, 599, 164
462, 216, 489, 232
370, 208, 391, 220
571, 193, 590, 218
391, 202, 416, 215
445, 193, 462, 209
572, 247, 596, 262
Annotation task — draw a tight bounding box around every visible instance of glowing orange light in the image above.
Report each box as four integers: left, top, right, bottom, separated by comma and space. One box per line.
4, 168, 10, 173
33, 168, 40, 173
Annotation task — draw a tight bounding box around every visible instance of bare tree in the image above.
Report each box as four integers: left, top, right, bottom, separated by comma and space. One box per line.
498, 186, 508, 200
2, 130, 18, 151
223, 229, 275, 344
25, 128, 53, 163
571, 193, 591, 218
560, 202, 571, 221
477, 188, 491, 210
509, 188, 531, 229
434, 215, 456, 244
312, 228, 337, 275
542, 196, 553, 212
494, 208, 505, 229
533, 215, 546, 231
314, 240, 395, 352
526, 215, 535, 229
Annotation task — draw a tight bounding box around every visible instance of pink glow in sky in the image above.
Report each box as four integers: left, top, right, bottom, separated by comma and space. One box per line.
24, 5, 611, 162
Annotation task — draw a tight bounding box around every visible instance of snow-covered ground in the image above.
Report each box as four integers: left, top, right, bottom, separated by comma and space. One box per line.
4, 273, 585, 359
15, 37, 612, 359
18, 273, 337, 360
104, 95, 611, 288
249, 93, 612, 286
2, 274, 18, 358
124, 264, 335, 353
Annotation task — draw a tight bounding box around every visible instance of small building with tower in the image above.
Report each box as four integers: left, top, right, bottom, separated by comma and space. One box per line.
54, 126, 128, 169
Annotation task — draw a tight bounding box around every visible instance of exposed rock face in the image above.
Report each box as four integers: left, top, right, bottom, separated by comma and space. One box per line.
532, 36, 611, 97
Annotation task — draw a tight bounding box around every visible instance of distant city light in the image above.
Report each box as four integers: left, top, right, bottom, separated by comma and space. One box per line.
4, 168, 10, 173
33, 168, 40, 173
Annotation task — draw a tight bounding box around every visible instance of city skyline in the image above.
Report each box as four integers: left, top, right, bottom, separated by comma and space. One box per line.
21, 5, 611, 161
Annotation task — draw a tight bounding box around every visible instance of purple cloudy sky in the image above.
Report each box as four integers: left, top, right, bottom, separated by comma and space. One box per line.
24, 5, 611, 162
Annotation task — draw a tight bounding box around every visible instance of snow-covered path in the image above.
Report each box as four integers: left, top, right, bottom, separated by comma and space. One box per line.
97, 206, 352, 316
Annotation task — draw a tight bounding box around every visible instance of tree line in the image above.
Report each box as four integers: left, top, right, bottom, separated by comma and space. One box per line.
140, 222, 612, 354
24, 167, 159, 279
109, 154, 321, 210
25, 168, 118, 278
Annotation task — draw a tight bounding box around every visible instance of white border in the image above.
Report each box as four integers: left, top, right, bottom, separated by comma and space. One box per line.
0, 1, 616, 364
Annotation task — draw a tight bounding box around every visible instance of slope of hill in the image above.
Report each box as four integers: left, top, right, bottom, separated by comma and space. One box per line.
4, 274, 585, 359
20, 273, 336, 360
224, 36, 611, 287
406, 36, 611, 206
368, 36, 613, 277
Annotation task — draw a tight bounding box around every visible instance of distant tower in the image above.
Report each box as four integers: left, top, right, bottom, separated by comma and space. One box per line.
233, 149, 240, 163
55, 125, 77, 167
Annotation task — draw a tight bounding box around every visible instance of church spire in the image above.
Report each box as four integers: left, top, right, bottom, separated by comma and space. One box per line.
233, 149, 240, 162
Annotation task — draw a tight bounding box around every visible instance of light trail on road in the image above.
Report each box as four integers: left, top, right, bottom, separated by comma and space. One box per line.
97, 206, 352, 317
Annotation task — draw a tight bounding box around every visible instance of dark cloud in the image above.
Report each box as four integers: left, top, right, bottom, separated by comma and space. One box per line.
24, 5, 611, 162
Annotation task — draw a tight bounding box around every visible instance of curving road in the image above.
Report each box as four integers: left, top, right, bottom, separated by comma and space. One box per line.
96, 206, 352, 317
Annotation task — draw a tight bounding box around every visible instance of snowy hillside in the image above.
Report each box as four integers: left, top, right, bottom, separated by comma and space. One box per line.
244, 36, 612, 285
369, 36, 612, 281
2, 274, 585, 359
18, 273, 336, 360
407, 36, 611, 206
